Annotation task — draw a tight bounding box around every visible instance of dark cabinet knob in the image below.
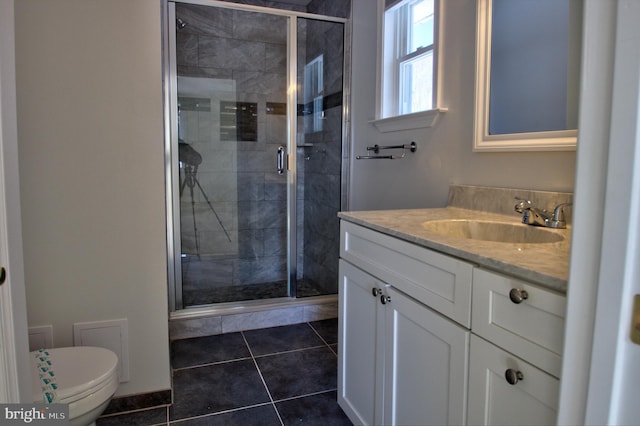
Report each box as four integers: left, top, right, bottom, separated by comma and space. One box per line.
509, 288, 529, 304
505, 368, 524, 385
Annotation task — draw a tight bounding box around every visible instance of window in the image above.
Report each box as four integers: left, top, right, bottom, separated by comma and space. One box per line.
381, 0, 437, 119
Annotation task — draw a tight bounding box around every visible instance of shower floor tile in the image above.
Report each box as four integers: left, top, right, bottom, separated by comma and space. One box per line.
180, 255, 334, 306
182, 280, 289, 306
97, 318, 351, 426
181, 279, 330, 306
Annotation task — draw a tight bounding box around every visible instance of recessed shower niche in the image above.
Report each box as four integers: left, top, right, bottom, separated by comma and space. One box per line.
220, 101, 258, 142
165, 0, 349, 310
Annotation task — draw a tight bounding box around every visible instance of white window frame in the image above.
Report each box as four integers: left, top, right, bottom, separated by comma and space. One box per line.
372, 0, 446, 133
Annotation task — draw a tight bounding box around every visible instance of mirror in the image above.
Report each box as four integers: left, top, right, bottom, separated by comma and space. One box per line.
474, 0, 582, 151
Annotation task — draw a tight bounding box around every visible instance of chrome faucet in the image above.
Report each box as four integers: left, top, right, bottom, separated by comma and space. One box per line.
548, 202, 572, 228
514, 197, 572, 229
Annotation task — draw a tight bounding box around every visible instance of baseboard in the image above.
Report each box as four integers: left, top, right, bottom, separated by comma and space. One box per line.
102, 389, 172, 416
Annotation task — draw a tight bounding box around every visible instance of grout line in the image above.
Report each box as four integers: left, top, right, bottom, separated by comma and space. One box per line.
167, 402, 274, 425
272, 388, 339, 404
328, 344, 338, 357
171, 356, 253, 372
99, 405, 171, 418
241, 331, 285, 426
308, 320, 339, 357
251, 344, 329, 359
308, 321, 336, 349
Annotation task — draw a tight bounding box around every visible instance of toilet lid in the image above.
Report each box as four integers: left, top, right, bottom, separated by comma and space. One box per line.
30, 347, 118, 404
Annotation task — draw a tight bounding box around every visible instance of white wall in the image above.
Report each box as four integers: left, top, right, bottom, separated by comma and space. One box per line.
349, 0, 577, 211
14, 0, 170, 397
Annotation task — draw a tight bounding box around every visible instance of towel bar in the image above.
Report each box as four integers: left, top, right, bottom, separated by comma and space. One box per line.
356, 141, 417, 160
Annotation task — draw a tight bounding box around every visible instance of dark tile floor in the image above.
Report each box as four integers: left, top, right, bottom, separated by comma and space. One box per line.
97, 319, 352, 425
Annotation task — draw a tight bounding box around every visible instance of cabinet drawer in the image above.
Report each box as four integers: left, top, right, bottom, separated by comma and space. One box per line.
340, 221, 473, 327
468, 335, 559, 426
472, 269, 566, 377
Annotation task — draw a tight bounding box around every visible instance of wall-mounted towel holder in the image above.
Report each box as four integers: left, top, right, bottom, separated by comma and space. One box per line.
356, 141, 417, 160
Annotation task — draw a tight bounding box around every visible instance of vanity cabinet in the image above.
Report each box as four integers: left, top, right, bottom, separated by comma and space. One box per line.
467, 269, 566, 426
338, 222, 472, 426
338, 219, 568, 426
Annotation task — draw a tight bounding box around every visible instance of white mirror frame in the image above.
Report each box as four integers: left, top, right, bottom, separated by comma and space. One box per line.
473, 0, 577, 152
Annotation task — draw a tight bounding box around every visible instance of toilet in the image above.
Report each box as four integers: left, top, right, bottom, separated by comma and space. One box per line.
30, 347, 119, 426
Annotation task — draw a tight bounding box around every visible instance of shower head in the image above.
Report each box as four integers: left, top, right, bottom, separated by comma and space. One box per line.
176, 18, 187, 30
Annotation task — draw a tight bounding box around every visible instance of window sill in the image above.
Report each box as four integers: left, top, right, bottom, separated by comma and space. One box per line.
369, 108, 447, 133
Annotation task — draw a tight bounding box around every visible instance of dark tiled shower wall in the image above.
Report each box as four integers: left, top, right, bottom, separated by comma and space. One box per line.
175, 2, 346, 297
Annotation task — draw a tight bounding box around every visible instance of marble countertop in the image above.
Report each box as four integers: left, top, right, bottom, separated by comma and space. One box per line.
339, 207, 571, 293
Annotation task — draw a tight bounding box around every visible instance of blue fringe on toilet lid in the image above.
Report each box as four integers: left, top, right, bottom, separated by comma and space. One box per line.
34, 349, 59, 403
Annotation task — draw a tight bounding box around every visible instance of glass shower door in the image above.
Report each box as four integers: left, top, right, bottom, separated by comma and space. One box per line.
172, 3, 291, 308
167, 2, 347, 310
295, 17, 345, 297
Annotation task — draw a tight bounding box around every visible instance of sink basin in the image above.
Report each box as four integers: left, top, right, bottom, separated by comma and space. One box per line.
421, 220, 564, 244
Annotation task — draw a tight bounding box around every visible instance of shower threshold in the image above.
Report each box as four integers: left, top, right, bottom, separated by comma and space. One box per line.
169, 294, 338, 340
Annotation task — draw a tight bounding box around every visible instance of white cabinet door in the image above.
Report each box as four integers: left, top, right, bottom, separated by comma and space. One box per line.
383, 286, 470, 426
338, 259, 384, 425
468, 335, 559, 426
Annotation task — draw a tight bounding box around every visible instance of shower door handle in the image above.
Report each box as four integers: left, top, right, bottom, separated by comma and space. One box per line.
277, 146, 287, 174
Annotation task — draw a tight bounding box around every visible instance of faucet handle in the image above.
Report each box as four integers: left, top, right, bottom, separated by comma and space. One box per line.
548, 202, 572, 229
514, 197, 532, 213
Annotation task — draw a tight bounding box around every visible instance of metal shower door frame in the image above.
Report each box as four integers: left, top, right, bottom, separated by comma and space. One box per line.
162, 0, 350, 312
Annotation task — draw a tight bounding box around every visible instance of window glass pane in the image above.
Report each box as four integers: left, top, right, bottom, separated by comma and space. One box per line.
400, 51, 433, 114
382, 0, 436, 118
410, 0, 434, 53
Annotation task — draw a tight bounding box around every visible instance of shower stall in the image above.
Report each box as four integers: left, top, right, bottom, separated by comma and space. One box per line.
163, 0, 350, 312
